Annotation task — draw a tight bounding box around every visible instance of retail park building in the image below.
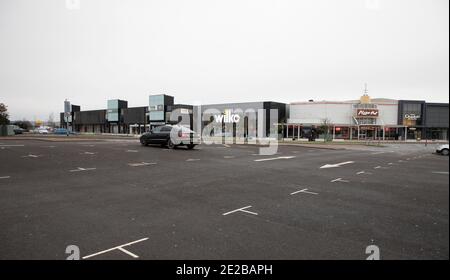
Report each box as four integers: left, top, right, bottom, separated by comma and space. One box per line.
61, 94, 449, 141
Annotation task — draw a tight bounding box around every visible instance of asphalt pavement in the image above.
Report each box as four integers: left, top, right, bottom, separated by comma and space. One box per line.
0, 139, 448, 259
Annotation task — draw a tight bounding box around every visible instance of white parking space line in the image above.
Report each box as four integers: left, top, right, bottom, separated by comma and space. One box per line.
81, 152, 97, 155
21, 154, 42, 158
126, 150, 139, 153
374, 166, 382, 169
82, 237, 149, 259
69, 167, 96, 172
252, 153, 282, 156
222, 205, 258, 216
128, 162, 156, 167
0, 176, 11, 179
432, 171, 449, 175
254, 156, 295, 162
0, 144, 25, 147
331, 178, 349, 183
186, 158, 200, 162
398, 160, 405, 163
320, 161, 354, 169
223, 144, 231, 148
356, 171, 372, 175
371, 151, 385, 155
290, 188, 318, 195
223, 156, 235, 159
117, 247, 139, 258
41, 145, 56, 148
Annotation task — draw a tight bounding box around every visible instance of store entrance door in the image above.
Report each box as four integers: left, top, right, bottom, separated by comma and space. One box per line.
359, 127, 376, 140
407, 127, 421, 140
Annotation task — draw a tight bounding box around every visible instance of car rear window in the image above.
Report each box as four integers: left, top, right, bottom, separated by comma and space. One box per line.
161, 126, 172, 132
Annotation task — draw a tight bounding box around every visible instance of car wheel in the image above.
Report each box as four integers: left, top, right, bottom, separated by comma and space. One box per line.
167, 139, 175, 149
442, 149, 449, 156
187, 144, 195, 150
140, 138, 148, 146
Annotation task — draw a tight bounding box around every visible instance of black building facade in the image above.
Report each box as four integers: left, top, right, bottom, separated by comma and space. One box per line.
398, 100, 449, 140
195, 101, 287, 138
425, 103, 449, 140
60, 95, 194, 134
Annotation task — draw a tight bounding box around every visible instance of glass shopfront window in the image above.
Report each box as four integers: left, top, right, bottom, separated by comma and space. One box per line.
383, 127, 400, 140
107, 100, 119, 122
334, 127, 350, 139
149, 95, 165, 122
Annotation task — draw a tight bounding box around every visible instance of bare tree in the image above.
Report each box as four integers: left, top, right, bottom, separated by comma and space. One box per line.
47, 112, 55, 128
0, 103, 10, 125
318, 118, 333, 141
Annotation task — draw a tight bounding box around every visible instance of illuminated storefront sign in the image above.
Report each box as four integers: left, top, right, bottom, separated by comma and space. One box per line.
214, 109, 241, 123
404, 113, 420, 121
356, 109, 379, 117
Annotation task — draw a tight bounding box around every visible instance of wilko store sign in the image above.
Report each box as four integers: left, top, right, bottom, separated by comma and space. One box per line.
214, 109, 241, 123
356, 109, 379, 117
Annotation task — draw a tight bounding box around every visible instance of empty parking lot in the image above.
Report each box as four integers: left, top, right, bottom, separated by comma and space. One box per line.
0, 138, 448, 259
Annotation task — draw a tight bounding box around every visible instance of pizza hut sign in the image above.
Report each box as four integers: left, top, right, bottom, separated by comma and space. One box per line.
356, 109, 379, 117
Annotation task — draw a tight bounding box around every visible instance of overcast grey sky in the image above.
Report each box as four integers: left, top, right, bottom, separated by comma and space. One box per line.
0, 0, 448, 121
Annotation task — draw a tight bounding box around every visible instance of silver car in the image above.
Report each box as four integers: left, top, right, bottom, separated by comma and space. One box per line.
436, 144, 449, 156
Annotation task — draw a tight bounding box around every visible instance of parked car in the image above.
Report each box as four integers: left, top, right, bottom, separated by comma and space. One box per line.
37, 128, 49, 134
12, 126, 25, 134
53, 128, 77, 135
140, 125, 200, 149
436, 144, 449, 156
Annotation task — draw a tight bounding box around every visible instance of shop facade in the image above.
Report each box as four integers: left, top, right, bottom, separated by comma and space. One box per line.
61, 94, 193, 134
425, 103, 449, 140
398, 100, 449, 140
286, 95, 402, 140
61, 94, 448, 141
193, 102, 287, 139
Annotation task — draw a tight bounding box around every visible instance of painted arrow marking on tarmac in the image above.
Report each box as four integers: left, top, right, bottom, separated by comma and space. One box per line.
254, 156, 295, 162
320, 161, 354, 169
